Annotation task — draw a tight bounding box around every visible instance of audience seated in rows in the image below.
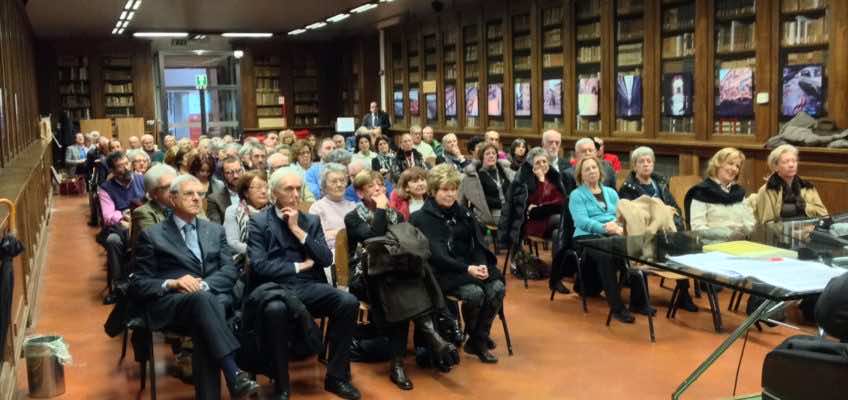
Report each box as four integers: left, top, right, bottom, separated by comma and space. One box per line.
308, 163, 357, 250
508, 138, 527, 172
412, 125, 436, 165
391, 133, 428, 182
564, 137, 616, 190
440, 133, 471, 171
141, 134, 165, 163
206, 156, 243, 225
224, 170, 269, 261
130, 164, 177, 248
371, 135, 396, 176
459, 143, 515, 227
389, 167, 429, 220
483, 130, 509, 161
411, 164, 506, 364
751, 144, 828, 224
422, 126, 442, 157
351, 134, 377, 167
344, 169, 458, 390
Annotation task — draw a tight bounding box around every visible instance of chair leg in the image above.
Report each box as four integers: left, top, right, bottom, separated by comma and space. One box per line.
705, 285, 723, 333
727, 290, 738, 311
733, 292, 745, 312
139, 360, 147, 391
659, 277, 667, 289
693, 279, 702, 298
549, 288, 556, 301
667, 286, 680, 319
498, 308, 513, 356
318, 317, 329, 364
578, 249, 588, 313
605, 307, 613, 326
501, 246, 512, 278
637, 272, 656, 343
148, 332, 157, 400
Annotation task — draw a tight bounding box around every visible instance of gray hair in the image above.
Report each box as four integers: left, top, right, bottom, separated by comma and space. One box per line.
168, 174, 201, 194
269, 166, 302, 192
143, 164, 177, 194
321, 163, 348, 190
767, 144, 799, 171
127, 149, 150, 163
541, 129, 560, 145
629, 146, 655, 168
323, 149, 352, 165
525, 146, 551, 165
574, 137, 595, 152
224, 142, 241, 154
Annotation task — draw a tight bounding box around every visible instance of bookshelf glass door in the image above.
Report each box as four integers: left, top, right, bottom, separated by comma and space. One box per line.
713, 0, 757, 137
615, 0, 644, 134
575, 0, 602, 134
660, 1, 696, 135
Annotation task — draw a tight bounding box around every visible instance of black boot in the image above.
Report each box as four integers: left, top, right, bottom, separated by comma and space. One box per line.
676, 290, 699, 312
389, 357, 413, 390
415, 316, 459, 366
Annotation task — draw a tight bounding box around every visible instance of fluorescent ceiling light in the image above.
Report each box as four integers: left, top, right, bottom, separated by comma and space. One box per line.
112, 28, 119, 35
122, 20, 130, 28
133, 32, 188, 38
221, 32, 273, 38
124, 0, 134, 10
127, 11, 135, 20
327, 13, 350, 23
288, 28, 307, 35
118, 28, 125, 34
351, 3, 378, 13
379, 0, 394, 2
132, 0, 142, 10
120, 11, 127, 19
306, 21, 327, 30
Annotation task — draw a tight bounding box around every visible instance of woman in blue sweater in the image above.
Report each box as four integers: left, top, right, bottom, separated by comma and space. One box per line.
569, 157, 652, 323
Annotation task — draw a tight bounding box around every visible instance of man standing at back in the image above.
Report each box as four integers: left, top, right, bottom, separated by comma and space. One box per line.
362, 101, 391, 132
131, 175, 259, 400
247, 169, 361, 400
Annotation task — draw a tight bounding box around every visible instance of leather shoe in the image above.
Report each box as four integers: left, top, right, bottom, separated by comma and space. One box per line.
227, 371, 260, 399
389, 358, 413, 390
611, 309, 635, 324
677, 292, 699, 312
549, 280, 571, 294
631, 304, 657, 316
269, 391, 290, 400
416, 317, 458, 364
324, 378, 362, 400
463, 339, 498, 364
485, 336, 497, 350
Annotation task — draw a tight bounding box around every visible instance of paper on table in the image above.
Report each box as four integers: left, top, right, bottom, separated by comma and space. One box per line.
668, 252, 847, 293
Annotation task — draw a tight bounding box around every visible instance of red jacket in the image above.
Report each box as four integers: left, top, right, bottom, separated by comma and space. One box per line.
389, 190, 411, 221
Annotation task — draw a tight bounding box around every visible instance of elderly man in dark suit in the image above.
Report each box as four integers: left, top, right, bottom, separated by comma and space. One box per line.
130, 164, 177, 248
247, 168, 361, 400
206, 156, 243, 225
562, 137, 617, 190
130, 174, 259, 400
361, 101, 391, 132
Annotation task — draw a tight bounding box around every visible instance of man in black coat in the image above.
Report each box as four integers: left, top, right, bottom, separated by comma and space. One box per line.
247, 168, 361, 400
562, 137, 617, 190
361, 101, 391, 132
206, 156, 243, 225
130, 175, 259, 400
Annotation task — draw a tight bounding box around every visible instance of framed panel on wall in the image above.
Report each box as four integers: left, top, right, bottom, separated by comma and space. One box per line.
778, 0, 829, 131
540, 4, 565, 130
614, 0, 645, 134
463, 24, 481, 129
390, 39, 406, 128
512, 12, 533, 130
423, 33, 439, 126
575, 0, 602, 134
660, 0, 696, 135
443, 27, 459, 128
713, 0, 757, 137
407, 34, 421, 127
486, 18, 505, 129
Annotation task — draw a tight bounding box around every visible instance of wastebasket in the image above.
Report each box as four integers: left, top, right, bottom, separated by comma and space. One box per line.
23, 335, 71, 398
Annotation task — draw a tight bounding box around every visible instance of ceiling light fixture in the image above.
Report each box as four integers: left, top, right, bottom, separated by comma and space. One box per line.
351, 3, 378, 13
120, 11, 127, 19
326, 13, 350, 23
127, 12, 135, 20
132, 0, 142, 10
288, 28, 307, 35
122, 20, 131, 28
306, 21, 327, 30
118, 28, 125, 34
379, 0, 395, 2
112, 28, 119, 35
124, 0, 134, 10
221, 32, 273, 38
133, 32, 189, 38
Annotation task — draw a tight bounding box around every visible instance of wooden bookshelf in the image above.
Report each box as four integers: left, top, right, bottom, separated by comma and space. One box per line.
254, 55, 283, 127
614, 0, 645, 135
57, 55, 92, 122
292, 54, 320, 127
102, 55, 135, 119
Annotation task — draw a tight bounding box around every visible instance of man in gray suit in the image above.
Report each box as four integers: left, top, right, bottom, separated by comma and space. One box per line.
64, 132, 88, 175
206, 156, 243, 225
130, 174, 259, 400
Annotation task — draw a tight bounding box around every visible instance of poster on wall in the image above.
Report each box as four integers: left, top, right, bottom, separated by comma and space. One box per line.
466, 82, 479, 117
662, 72, 693, 117
577, 75, 599, 116
409, 88, 420, 116
716, 68, 754, 117
393, 91, 404, 118
782, 64, 825, 117
543, 79, 563, 116
488, 83, 503, 117
445, 85, 457, 117
426, 93, 438, 120
514, 81, 532, 117
616, 73, 642, 117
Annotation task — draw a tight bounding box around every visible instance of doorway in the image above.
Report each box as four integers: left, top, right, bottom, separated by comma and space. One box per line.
157, 51, 242, 140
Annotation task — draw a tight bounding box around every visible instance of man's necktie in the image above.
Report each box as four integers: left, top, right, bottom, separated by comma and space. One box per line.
182, 223, 202, 262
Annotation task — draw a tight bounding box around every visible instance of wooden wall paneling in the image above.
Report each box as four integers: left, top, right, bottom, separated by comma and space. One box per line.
600, 0, 614, 138
132, 41, 155, 122
754, 0, 773, 143
115, 117, 144, 147
361, 34, 380, 118
80, 118, 113, 139
828, 1, 848, 128
768, 0, 780, 143
643, 0, 660, 139
563, 0, 576, 137
318, 44, 342, 127
694, 0, 712, 142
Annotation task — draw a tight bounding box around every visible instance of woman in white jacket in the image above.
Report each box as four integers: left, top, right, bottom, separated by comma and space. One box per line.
684, 147, 756, 239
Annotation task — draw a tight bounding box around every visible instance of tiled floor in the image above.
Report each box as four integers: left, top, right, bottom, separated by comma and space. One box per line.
17, 195, 807, 399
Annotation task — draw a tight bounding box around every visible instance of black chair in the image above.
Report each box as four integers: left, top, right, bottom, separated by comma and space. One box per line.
444, 295, 513, 356
762, 335, 848, 400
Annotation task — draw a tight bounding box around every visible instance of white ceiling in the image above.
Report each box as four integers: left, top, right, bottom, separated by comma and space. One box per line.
26, 0, 475, 39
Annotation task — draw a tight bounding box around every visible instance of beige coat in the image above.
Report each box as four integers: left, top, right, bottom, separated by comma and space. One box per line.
616, 196, 678, 260
751, 177, 828, 224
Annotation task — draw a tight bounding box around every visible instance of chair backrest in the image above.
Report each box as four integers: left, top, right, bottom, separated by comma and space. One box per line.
616, 168, 631, 189
333, 229, 350, 287
668, 175, 702, 229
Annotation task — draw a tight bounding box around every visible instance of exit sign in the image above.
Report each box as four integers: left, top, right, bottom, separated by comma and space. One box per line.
195, 74, 208, 90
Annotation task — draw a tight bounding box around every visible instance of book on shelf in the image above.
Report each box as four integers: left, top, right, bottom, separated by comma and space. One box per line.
576, 118, 601, 131
409, 71, 420, 82
617, 43, 643, 66
444, 50, 456, 62
104, 83, 133, 93
714, 119, 754, 135
786, 49, 826, 65
487, 23, 503, 39
513, 35, 532, 51
59, 82, 89, 95
617, 19, 644, 41
256, 92, 282, 105
294, 116, 320, 126
255, 78, 280, 90
577, 22, 601, 40
661, 116, 694, 133
663, 3, 695, 31
294, 104, 319, 114
293, 92, 318, 102
782, 15, 828, 45
444, 31, 458, 46
293, 79, 318, 91
616, 118, 643, 132
61, 96, 91, 108
662, 33, 695, 58
487, 42, 503, 56
782, 0, 828, 13
488, 61, 505, 75
445, 65, 457, 80
576, 0, 600, 20
258, 108, 283, 117
57, 56, 87, 67
618, 0, 644, 15
103, 57, 131, 67
58, 67, 88, 81
543, 53, 564, 68
464, 46, 478, 62
513, 56, 531, 71
425, 53, 438, 65
544, 29, 562, 48
408, 55, 420, 67
716, 0, 756, 18
105, 96, 134, 107
578, 46, 601, 63
543, 7, 562, 26
716, 20, 756, 53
